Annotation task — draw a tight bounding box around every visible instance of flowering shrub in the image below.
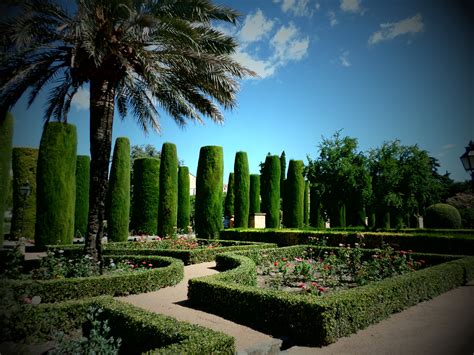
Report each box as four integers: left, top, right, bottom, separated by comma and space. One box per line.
119, 236, 222, 250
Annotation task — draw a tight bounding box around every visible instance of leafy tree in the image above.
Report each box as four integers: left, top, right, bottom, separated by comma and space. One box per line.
1, 0, 253, 261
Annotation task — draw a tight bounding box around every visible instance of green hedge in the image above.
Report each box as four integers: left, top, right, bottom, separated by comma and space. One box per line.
0, 255, 183, 303
0, 296, 235, 353
157, 143, 178, 237
188, 246, 474, 346
234, 151, 250, 228
220, 229, 474, 255
303, 180, 309, 226
10, 147, 38, 241
261, 155, 280, 228
0, 112, 13, 245
106, 137, 131, 242
249, 174, 261, 215
283, 160, 304, 228
177, 166, 190, 231
425, 203, 462, 229
130, 157, 160, 235
224, 172, 234, 218
35, 122, 77, 248
74, 155, 90, 238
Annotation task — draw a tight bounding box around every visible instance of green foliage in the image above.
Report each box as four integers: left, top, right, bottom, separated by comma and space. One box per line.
130, 157, 160, 235
35, 123, 77, 248
10, 148, 38, 241
195, 146, 223, 238
280, 151, 286, 197
234, 151, 250, 228
224, 172, 234, 218
74, 155, 90, 238
0, 112, 13, 246
177, 166, 190, 231
249, 174, 261, 214
261, 155, 281, 228
157, 143, 178, 237
283, 160, 305, 228
303, 180, 309, 226
106, 138, 131, 242
309, 184, 324, 228
425, 203, 462, 229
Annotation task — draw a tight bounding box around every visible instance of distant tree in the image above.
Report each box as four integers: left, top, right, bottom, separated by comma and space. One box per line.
234, 152, 250, 228
303, 180, 309, 227
249, 174, 261, 215
130, 144, 161, 163
280, 151, 286, 199
177, 166, 190, 231
283, 160, 304, 228
157, 143, 178, 237
261, 155, 281, 228
224, 172, 235, 218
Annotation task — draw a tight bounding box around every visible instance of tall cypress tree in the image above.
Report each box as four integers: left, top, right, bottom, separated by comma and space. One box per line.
224, 172, 234, 218
303, 180, 309, 227
249, 174, 260, 214
106, 137, 131, 242
157, 142, 178, 237
74, 155, 90, 238
195, 146, 223, 238
309, 184, 324, 228
35, 122, 77, 248
234, 151, 250, 228
283, 160, 304, 228
261, 155, 280, 228
177, 166, 190, 231
0, 113, 13, 245
280, 151, 286, 200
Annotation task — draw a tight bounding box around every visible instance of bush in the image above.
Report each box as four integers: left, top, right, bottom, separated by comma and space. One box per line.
249, 174, 261, 215
74, 155, 90, 238
224, 172, 234, 218
130, 157, 160, 235
35, 122, 77, 248
425, 203, 462, 229
303, 180, 309, 226
261, 155, 280, 228
195, 146, 223, 238
177, 166, 190, 231
157, 143, 178, 237
282, 160, 304, 228
0, 112, 13, 246
10, 147, 38, 241
234, 151, 250, 228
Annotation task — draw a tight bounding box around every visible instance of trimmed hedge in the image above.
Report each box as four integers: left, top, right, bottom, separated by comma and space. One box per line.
35, 122, 77, 248
282, 160, 304, 228
0, 255, 183, 303
249, 174, 261, 215
219, 229, 474, 255
177, 166, 190, 231
157, 143, 178, 237
10, 147, 38, 241
130, 157, 160, 235
0, 112, 13, 245
224, 172, 234, 218
195, 146, 223, 238
303, 180, 309, 226
0, 296, 235, 354
261, 155, 280, 228
234, 151, 250, 228
188, 246, 474, 346
425, 203, 462, 229
74, 155, 90, 237
106, 137, 131, 242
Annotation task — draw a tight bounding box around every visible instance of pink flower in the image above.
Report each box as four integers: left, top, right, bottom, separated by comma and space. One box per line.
274, 261, 279, 266
311, 281, 318, 287
299, 283, 306, 289
148, 263, 153, 267
142, 261, 147, 264
318, 286, 326, 293
295, 257, 303, 262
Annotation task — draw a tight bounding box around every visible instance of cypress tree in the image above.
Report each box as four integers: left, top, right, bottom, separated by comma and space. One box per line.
283, 160, 304, 228
234, 151, 250, 228
106, 137, 130, 242
35, 122, 77, 248
224, 172, 234, 218
249, 174, 260, 214
177, 166, 190, 231
74, 155, 90, 238
195, 146, 223, 238
309, 185, 324, 228
0, 113, 13, 245
130, 157, 160, 235
157, 142, 178, 237
303, 180, 309, 226
280, 151, 286, 198
261, 155, 280, 228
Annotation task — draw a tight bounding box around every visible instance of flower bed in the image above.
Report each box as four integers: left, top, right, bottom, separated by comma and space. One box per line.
0, 296, 235, 354
188, 245, 474, 346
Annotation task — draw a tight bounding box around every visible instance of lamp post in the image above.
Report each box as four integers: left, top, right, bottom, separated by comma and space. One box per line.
460, 141, 474, 190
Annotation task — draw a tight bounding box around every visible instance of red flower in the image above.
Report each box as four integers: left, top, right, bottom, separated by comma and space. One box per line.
282, 258, 288, 262
299, 283, 306, 288
311, 281, 318, 287
274, 261, 279, 266
142, 261, 147, 264
318, 286, 326, 293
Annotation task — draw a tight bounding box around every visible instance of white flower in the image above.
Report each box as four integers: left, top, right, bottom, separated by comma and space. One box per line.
31, 296, 41, 305
59, 250, 64, 254
338, 243, 344, 247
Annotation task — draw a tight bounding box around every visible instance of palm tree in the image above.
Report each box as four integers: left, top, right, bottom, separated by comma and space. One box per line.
1, 0, 254, 262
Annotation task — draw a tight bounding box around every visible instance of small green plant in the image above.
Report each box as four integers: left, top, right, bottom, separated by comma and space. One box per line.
0, 246, 24, 279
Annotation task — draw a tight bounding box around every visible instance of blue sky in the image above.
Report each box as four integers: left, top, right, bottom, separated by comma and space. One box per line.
11, 0, 473, 182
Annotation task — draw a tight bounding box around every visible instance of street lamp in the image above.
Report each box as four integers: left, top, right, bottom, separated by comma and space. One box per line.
460, 141, 474, 189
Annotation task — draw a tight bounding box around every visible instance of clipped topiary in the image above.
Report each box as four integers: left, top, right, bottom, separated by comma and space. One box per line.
249, 174, 260, 215
106, 137, 131, 242
157, 142, 178, 237
234, 151, 250, 228
224, 172, 234, 218
283, 160, 304, 228
35, 122, 77, 248
303, 180, 309, 226
261, 155, 280, 228
0, 113, 13, 245
195, 146, 223, 238
177, 166, 190, 231
425, 203, 462, 229
74, 155, 90, 238
130, 157, 160, 235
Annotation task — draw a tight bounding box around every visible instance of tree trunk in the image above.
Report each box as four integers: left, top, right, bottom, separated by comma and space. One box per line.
85, 77, 115, 265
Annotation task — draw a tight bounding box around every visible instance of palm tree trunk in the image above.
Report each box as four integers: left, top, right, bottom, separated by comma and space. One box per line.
85, 77, 115, 265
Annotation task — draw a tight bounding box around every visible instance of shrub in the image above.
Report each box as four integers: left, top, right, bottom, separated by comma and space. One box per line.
74, 155, 90, 238
177, 166, 190, 231
10, 148, 38, 241
130, 157, 160, 235
195, 146, 223, 238
157, 143, 178, 237
224, 172, 234, 218
261, 155, 280, 228
283, 160, 304, 228
425, 203, 462, 229
0, 112, 13, 246
35, 123, 77, 248
303, 180, 309, 226
234, 151, 250, 228
249, 174, 261, 215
